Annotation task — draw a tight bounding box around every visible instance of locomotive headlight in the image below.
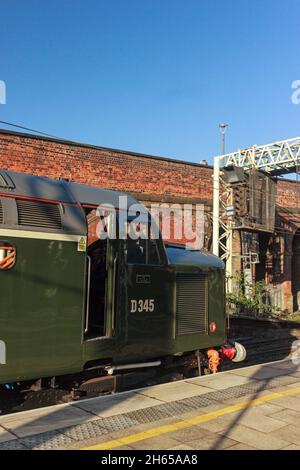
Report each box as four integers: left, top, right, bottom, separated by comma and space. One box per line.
209, 322, 217, 333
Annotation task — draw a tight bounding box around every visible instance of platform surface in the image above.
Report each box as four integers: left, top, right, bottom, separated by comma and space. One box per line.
1, 359, 300, 450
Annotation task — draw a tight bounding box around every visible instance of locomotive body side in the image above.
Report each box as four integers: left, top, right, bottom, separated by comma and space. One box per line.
0, 232, 86, 383
0, 169, 231, 387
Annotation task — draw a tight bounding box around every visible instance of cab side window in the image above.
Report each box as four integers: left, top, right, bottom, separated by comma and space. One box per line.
0, 242, 16, 271
126, 222, 161, 265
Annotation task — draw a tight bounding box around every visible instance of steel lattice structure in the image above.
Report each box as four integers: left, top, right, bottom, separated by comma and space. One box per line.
212, 136, 300, 283
217, 136, 300, 175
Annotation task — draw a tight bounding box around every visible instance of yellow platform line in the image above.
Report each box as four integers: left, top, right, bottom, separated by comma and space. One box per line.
82, 385, 300, 450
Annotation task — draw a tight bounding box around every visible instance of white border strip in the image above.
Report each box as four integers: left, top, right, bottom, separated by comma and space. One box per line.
0, 228, 85, 243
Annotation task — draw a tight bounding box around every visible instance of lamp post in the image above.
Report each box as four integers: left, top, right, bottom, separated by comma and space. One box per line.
219, 123, 229, 155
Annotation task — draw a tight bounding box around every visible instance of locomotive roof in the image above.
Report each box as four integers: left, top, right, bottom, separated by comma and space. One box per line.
166, 244, 224, 269
0, 169, 138, 207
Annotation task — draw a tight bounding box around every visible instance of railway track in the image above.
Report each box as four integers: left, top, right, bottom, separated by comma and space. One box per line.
225, 316, 300, 370
1, 316, 300, 415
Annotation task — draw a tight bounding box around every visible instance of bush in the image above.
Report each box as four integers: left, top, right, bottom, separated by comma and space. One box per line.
226, 273, 273, 318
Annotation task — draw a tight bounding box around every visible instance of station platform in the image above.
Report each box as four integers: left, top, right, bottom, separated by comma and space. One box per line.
1, 359, 300, 450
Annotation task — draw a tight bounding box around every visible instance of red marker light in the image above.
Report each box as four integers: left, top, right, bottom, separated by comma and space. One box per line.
209, 322, 217, 333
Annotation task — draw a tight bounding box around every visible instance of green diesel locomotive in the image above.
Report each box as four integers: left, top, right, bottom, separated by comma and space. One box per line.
0, 170, 244, 398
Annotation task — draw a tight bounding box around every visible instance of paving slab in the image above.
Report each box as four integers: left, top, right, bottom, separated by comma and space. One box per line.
270, 424, 300, 445
231, 365, 289, 380
0, 440, 28, 450
0, 404, 95, 438
220, 408, 287, 433
269, 408, 300, 425
244, 402, 283, 415
129, 435, 182, 450
268, 360, 300, 371
287, 380, 300, 388
217, 388, 279, 406
270, 395, 300, 412
288, 371, 300, 379
110, 445, 134, 450
75, 391, 162, 417
218, 423, 290, 450
62, 431, 122, 450
197, 415, 238, 433
168, 443, 194, 450
187, 435, 237, 450
186, 372, 253, 390
0, 426, 18, 443
195, 405, 286, 435
137, 381, 213, 402
282, 444, 300, 450
225, 442, 257, 450
167, 424, 221, 443
20, 430, 75, 450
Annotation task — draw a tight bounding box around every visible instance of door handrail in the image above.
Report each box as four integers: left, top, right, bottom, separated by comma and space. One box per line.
84, 255, 92, 333
111, 255, 118, 336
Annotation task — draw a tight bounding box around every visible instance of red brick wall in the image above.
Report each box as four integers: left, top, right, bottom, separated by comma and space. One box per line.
0, 131, 212, 205
2, 128, 300, 221
1, 130, 300, 232
277, 179, 300, 210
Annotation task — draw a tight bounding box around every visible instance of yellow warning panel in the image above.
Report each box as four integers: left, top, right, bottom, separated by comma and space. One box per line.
77, 236, 87, 252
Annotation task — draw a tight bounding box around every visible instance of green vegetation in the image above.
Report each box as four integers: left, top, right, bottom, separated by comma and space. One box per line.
227, 273, 277, 319
227, 273, 300, 322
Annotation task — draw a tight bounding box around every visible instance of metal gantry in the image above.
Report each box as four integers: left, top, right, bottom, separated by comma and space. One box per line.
218, 136, 300, 175
212, 136, 300, 278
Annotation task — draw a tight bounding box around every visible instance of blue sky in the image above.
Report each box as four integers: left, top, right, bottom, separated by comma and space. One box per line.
0, 0, 300, 163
